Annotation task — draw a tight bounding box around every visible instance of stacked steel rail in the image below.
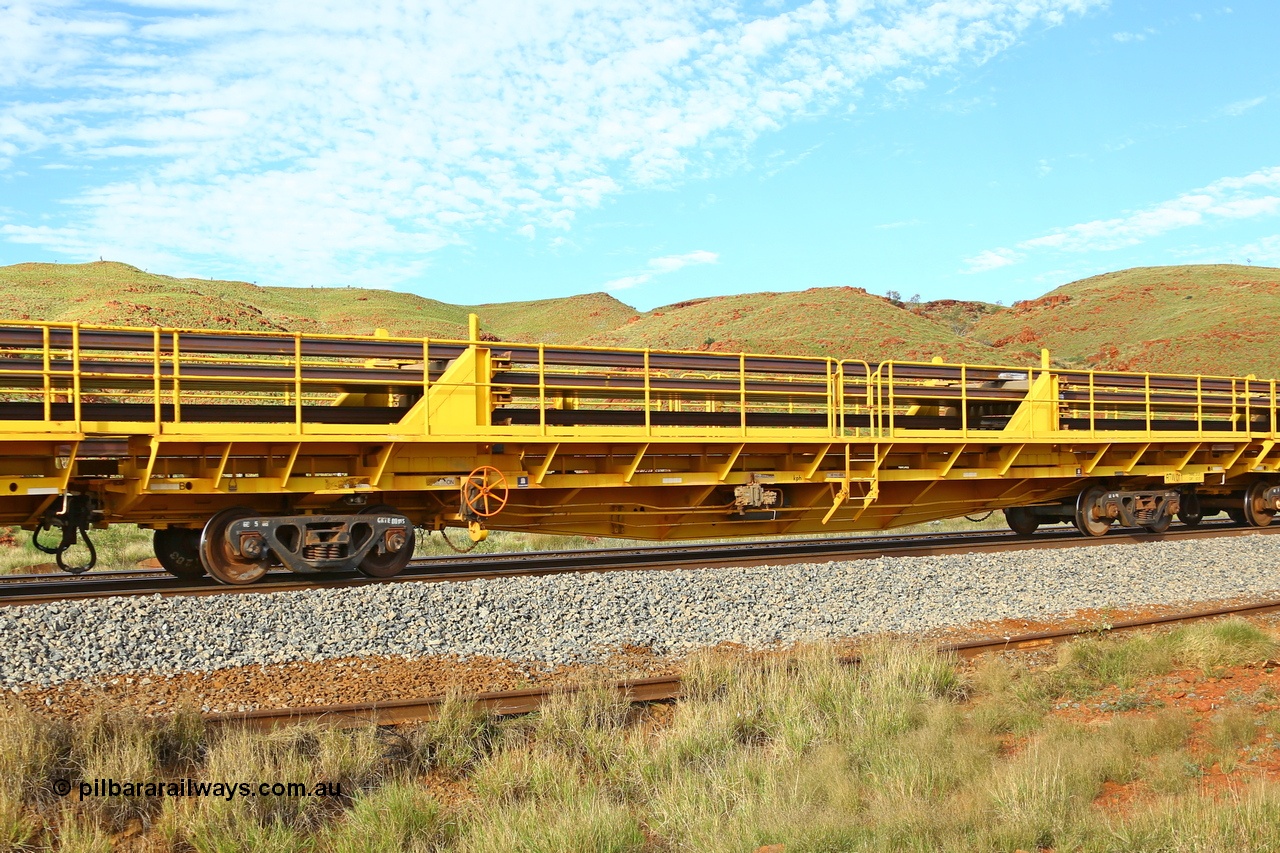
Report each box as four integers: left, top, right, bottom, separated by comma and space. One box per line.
0, 316, 1277, 583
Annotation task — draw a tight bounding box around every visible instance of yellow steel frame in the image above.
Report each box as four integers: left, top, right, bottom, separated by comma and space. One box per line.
0, 318, 1274, 538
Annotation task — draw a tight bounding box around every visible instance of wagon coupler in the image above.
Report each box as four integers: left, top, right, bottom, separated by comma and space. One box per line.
32, 493, 98, 574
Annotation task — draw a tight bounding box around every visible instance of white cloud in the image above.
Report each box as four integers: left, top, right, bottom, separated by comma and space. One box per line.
887, 75, 925, 93
963, 165, 1280, 272
962, 247, 1021, 273
1238, 235, 1280, 264
1, 0, 1101, 286
605, 249, 719, 291
1224, 95, 1266, 116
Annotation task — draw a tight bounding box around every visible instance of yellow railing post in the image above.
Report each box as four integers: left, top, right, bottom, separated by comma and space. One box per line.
152, 327, 161, 428
422, 339, 431, 436
960, 364, 968, 438
738, 353, 747, 436
871, 366, 881, 438
1144, 373, 1151, 437
538, 343, 546, 436
172, 331, 182, 423
1196, 375, 1203, 436
864, 362, 872, 438
71, 322, 81, 429
1088, 371, 1096, 437
41, 325, 50, 421
293, 334, 303, 432
834, 361, 843, 438
888, 362, 895, 435
1245, 377, 1252, 437
644, 349, 652, 436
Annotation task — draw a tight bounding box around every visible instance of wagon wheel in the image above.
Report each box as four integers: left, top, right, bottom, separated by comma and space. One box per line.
1003, 506, 1038, 537
1141, 514, 1172, 534
1073, 486, 1112, 537
356, 504, 415, 578
1244, 481, 1276, 528
462, 466, 509, 518
199, 507, 268, 585
1176, 491, 1203, 528
153, 528, 205, 579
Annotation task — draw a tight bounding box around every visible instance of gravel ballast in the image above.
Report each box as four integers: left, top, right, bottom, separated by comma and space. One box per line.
5, 534, 1280, 689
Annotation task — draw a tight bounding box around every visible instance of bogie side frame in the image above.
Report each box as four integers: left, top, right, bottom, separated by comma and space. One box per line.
0, 317, 1276, 577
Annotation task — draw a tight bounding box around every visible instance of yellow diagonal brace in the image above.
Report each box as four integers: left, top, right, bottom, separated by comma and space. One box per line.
803, 443, 832, 480
716, 444, 745, 481
622, 444, 649, 484
1175, 442, 1203, 471
363, 442, 397, 488
140, 439, 160, 486
204, 443, 232, 484
939, 444, 966, 477
268, 443, 301, 486
1223, 442, 1251, 471
1121, 443, 1150, 474
1082, 443, 1110, 474
531, 443, 559, 485
996, 444, 1025, 477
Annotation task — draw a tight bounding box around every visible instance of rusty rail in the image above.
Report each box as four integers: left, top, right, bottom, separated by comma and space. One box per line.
211, 595, 1280, 730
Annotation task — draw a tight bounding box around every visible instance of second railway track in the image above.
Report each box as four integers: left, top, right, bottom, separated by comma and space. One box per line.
2, 519, 1276, 606
213, 592, 1280, 730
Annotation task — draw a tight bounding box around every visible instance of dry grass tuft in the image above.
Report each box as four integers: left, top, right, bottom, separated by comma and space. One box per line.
6, 621, 1280, 849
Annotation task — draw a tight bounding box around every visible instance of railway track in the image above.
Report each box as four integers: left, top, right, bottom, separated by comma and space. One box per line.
2, 520, 1277, 607
212, 593, 1280, 730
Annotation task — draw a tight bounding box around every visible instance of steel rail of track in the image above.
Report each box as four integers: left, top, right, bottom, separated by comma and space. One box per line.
210, 594, 1280, 730
2, 520, 1277, 609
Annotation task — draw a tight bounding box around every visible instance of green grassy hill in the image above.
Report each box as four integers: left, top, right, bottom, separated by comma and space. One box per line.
970, 265, 1280, 376
0, 262, 638, 343
4, 260, 1280, 378
578, 287, 996, 363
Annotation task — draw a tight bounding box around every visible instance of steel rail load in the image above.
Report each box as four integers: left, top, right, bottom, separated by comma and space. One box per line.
1, 315, 1278, 583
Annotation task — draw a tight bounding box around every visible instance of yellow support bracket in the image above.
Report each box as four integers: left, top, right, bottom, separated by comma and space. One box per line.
201, 443, 232, 485
1175, 442, 1203, 472
803, 443, 832, 480
1081, 443, 1110, 475
1248, 439, 1275, 471
622, 444, 649, 484
267, 443, 302, 487
528, 444, 559, 485
358, 442, 398, 489
996, 444, 1024, 477
1120, 443, 1150, 474
716, 444, 745, 481
938, 444, 966, 478
1222, 442, 1251, 472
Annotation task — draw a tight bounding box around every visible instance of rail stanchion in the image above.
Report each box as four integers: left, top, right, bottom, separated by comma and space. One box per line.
423, 338, 431, 435
152, 327, 162, 428
172, 331, 182, 423
71, 322, 81, 429
41, 325, 51, 421
293, 334, 303, 432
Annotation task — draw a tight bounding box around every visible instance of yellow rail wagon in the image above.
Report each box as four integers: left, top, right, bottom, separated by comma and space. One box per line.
1, 316, 1276, 584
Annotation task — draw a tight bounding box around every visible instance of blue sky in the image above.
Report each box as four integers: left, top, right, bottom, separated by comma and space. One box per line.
1, 1, 1277, 311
